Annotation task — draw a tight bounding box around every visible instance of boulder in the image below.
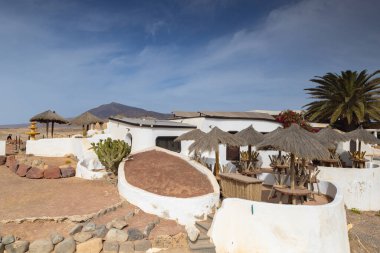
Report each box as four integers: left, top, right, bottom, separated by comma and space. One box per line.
124, 211, 134, 222
26, 167, 44, 179
127, 228, 145, 241
60, 167, 75, 178
69, 224, 83, 235
143, 222, 156, 237
10, 162, 19, 173
43, 166, 61, 179
0, 156, 6, 165
82, 221, 96, 232
76, 238, 103, 253
5, 155, 16, 168
92, 225, 108, 238
134, 239, 151, 252
73, 232, 93, 243
31, 159, 44, 168
54, 237, 76, 253
119, 241, 134, 253
28, 239, 53, 253
5, 240, 29, 253
103, 241, 119, 253
50, 232, 64, 245
1, 235, 15, 245
16, 164, 31, 177
112, 218, 128, 230
105, 228, 128, 242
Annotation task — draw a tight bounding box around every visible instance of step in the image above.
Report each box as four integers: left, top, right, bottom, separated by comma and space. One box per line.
189, 240, 216, 252
207, 213, 214, 220
188, 231, 210, 243
195, 220, 212, 232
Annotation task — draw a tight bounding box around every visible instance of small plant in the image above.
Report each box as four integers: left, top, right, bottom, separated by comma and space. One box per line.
90, 138, 131, 176
65, 160, 72, 164
350, 208, 362, 214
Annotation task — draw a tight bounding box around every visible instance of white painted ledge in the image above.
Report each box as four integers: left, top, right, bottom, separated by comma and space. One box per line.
117, 146, 220, 226
318, 165, 380, 211
209, 181, 349, 253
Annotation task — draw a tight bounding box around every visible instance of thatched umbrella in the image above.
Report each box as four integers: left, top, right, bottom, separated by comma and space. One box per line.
345, 127, 380, 152
189, 127, 243, 177
70, 111, 104, 136
235, 125, 264, 161
257, 124, 330, 196
316, 127, 348, 149
30, 110, 68, 138
174, 129, 206, 142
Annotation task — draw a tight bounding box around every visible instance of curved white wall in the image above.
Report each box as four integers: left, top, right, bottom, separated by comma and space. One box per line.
0, 141, 5, 156
209, 181, 349, 253
117, 147, 220, 226
318, 166, 380, 211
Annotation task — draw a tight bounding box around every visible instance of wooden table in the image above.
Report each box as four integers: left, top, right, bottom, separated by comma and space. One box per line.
351, 159, 366, 168
267, 165, 289, 199
273, 186, 311, 205
219, 173, 263, 201
319, 158, 340, 167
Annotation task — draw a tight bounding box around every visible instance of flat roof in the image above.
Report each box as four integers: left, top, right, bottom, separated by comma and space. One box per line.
172, 111, 275, 121
109, 117, 196, 129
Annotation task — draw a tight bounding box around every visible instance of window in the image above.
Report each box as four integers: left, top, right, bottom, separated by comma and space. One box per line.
156, 136, 181, 153
226, 131, 240, 161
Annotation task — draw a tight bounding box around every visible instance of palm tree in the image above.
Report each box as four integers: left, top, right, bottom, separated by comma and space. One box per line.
304, 70, 380, 131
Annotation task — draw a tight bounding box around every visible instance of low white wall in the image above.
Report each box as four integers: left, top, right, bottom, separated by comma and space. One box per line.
76, 158, 109, 180
209, 181, 349, 253
318, 165, 380, 211
0, 141, 5, 156
118, 146, 220, 226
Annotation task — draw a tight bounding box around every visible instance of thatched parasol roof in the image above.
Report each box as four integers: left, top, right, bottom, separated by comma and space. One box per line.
257, 124, 330, 160
264, 127, 283, 139
30, 110, 68, 124
345, 127, 380, 145
316, 127, 348, 149
70, 111, 104, 126
174, 129, 206, 142
189, 127, 243, 153
235, 125, 264, 146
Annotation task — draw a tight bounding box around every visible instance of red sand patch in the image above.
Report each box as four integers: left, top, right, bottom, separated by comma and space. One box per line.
124, 150, 213, 198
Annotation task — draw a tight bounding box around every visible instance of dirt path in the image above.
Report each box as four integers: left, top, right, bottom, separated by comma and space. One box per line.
124, 150, 213, 198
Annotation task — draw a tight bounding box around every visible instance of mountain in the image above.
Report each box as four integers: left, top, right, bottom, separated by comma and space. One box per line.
87, 102, 171, 120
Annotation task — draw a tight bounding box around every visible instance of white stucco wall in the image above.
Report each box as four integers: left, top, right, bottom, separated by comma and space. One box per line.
117, 147, 220, 226
209, 181, 349, 253
0, 141, 5, 156
318, 165, 380, 211
76, 158, 109, 180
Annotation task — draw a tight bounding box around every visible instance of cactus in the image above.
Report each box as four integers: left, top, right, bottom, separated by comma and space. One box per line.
90, 138, 131, 176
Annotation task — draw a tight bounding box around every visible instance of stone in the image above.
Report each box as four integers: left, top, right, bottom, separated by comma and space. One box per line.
0, 243, 4, 253
103, 241, 119, 253
186, 224, 200, 242
82, 221, 96, 232
58, 164, 70, 169
133, 240, 151, 251
112, 218, 128, 230
105, 228, 129, 242
54, 237, 76, 253
5, 240, 29, 253
106, 221, 114, 230
50, 232, 64, 245
76, 238, 103, 253
31, 159, 43, 167
16, 164, 31, 177
119, 241, 134, 253
10, 162, 19, 173
73, 232, 93, 243
92, 225, 108, 238
43, 166, 61, 179
1, 235, 15, 245
143, 222, 156, 237
69, 224, 83, 235
5, 155, 16, 168
60, 166, 75, 178
124, 211, 134, 221
0, 156, 6, 165
127, 228, 145, 241
26, 167, 44, 179
28, 239, 54, 253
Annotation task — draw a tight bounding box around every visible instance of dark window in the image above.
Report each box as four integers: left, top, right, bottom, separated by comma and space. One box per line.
156, 136, 181, 153
226, 131, 240, 161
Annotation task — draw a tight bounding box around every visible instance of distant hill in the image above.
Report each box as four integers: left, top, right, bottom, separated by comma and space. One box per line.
87, 102, 171, 120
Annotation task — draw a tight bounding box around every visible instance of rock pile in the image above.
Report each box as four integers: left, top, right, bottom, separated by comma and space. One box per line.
4, 155, 75, 179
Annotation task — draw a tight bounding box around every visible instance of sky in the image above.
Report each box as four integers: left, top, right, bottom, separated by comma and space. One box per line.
1, 0, 380, 124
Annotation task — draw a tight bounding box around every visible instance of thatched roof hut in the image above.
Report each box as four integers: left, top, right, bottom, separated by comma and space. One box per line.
174, 129, 205, 142
70, 111, 104, 136
345, 128, 380, 145
316, 127, 348, 149
30, 110, 68, 138
235, 125, 264, 146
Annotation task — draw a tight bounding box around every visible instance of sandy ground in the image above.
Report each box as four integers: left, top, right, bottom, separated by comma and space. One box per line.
0, 125, 82, 141
0, 165, 121, 220
124, 150, 213, 198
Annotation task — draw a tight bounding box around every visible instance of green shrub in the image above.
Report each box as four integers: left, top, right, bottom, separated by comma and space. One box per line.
350, 208, 362, 214
90, 138, 131, 176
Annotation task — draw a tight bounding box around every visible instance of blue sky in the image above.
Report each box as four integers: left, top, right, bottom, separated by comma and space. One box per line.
1, 0, 380, 124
